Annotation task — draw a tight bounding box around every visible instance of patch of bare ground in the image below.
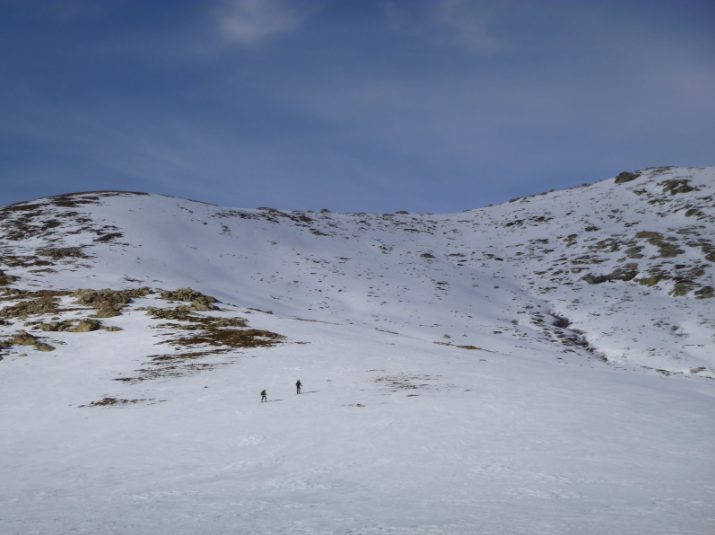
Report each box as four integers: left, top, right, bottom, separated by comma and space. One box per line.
73, 287, 151, 317
0, 292, 69, 318
1, 330, 55, 352
36, 247, 89, 261
434, 340, 486, 351
115, 352, 232, 384
0, 286, 283, 389
30, 319, 104, 333
0, 254, 54, 268
0, 193, 138, 251
0, 270, 18, 286
159, 288, 218, 311
108, 292, 283, 384
170, 328, 282, 349
80, 396, 159, 407
374, 374, 443, 394
146, 305, 282, 350
94, 231, 123, 243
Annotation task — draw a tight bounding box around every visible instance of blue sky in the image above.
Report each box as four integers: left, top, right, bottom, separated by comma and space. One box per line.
1, 0, 713, 212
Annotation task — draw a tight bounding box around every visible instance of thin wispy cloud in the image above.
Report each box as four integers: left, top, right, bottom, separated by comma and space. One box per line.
385, 0, 500, 54
432, 0, 500, 53
214, 0, 319, 46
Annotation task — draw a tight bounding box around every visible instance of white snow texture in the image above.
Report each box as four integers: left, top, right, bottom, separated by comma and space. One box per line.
1, 166, 714, 534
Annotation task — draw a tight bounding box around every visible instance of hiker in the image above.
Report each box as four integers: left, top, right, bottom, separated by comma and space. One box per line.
296, 379, 302, 394
260, 389, 267, 403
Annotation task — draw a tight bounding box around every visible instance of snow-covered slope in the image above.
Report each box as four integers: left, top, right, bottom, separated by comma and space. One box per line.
1, 166, 714, 534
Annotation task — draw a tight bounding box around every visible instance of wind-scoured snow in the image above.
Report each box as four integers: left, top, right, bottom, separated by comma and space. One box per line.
1, 167, 714, 534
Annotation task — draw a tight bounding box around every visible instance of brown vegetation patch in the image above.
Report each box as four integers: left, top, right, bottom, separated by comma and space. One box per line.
32, 319, 103, 333
47, 194, 100, 208
73, 287, 151, 317
0, 270, 17, 286
147, 306, 284, 348
115, 351, 232, 383
148, 349, 230, 363
635, 231, 684, 258
624, 245, 644, 258
583, 264, 639, 285
2, 330, 55, 352
0, 202, 45, 213
660, 179, 695, 195
159, 288, 218, 311
94, 232, 124, 243
110, 303, 285, 384
145, 306, 248, 328
434, 341, 485, 351
81, 397, 154, 407
590, 238, 622, 252
169, 327, 282, 349
694, 286, 714, 299
504, 214, 554, 228
0, 255, 54, 268
36, 247, 89, 260
374, 374, 441, 392
669, 281, 694, 297
614, 171, 641, 184
0, 294, 64, 318
571, 254, 605, 265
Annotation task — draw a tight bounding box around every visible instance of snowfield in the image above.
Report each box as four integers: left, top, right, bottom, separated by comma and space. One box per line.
1, 166, 714, 534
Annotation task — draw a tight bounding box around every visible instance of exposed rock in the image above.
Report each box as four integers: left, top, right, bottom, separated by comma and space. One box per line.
661, 179, 695, 195
94, 232, 123, 243
4, 330, 55, 352
8, 331, 38, 346
614, 171, 641, 184
145, 306, 195, 322
670, 281, 694, 297
82, 397, 153, 407
637, 274, 665, 287
73, 288, 150, 317
583, 264, 639, 285
694, 286, 714, 299
0, 270, 18, 286
36, 319, 102, 332
36, 247, 89, 260
159, 288, 218, 311
170, 325, 277, 348
0, 295, 62, 318
71, 319, 103, 332
146, 305, 278, 349
635, 231, 684, 258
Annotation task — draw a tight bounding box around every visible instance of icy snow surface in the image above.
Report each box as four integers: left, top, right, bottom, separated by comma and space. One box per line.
1, 166, 714, 534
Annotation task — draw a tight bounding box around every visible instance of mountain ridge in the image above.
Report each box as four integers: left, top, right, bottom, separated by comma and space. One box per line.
2, 166, 714, 534
2, 165, 713, 377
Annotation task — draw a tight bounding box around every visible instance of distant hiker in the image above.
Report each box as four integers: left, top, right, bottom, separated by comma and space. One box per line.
260, 389, 267, 403
296, 380, 302, 394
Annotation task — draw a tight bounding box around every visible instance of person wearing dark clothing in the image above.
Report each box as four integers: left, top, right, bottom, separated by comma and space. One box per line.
296, 380, 302, 394
260, 389, 267, 403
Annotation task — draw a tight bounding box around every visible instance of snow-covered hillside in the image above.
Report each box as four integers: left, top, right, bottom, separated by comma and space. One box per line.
1, 166, 714, 534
